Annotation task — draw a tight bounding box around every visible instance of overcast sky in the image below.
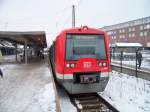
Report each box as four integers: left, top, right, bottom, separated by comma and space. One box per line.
0, 0, 150, 46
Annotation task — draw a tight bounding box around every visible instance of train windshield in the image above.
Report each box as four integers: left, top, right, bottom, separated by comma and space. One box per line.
66, 34, 107, 60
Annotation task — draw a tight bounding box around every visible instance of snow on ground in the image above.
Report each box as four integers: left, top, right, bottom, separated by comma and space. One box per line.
99, 71, 150, 112
34, 83, 56, 112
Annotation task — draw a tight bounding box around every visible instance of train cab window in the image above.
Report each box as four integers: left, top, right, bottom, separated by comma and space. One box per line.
66, 34, 107, 60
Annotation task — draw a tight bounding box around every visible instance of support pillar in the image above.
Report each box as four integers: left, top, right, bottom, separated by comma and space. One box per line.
24, 41, 28, 64
15, 43, 18, 62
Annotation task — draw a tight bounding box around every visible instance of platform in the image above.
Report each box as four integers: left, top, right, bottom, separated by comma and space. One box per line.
0, 59, 56, 112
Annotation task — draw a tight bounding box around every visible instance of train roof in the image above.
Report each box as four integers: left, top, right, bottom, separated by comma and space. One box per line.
60, 26, 105, 34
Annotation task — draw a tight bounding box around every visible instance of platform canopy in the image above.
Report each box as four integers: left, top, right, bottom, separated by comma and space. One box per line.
111, 43, 143, 48
0, 31, 47, 48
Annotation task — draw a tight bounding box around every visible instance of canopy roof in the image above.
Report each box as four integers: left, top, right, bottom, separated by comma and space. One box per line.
0, 31, 47, 48
111, 43, 143, 48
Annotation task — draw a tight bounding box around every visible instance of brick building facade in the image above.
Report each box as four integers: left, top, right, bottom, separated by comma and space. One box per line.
101, 16, 150, 48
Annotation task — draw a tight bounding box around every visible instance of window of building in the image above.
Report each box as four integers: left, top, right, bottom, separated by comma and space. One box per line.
119, 30, 122, 33
132, 27, 135, 31
114, 36, 116, 39
120, 35, 122, 38
129, 28, 132, 32
122, 29, 125, 33
132, 33, 135, 37
144, 31, 148, 36
146, 24, 150, 29
122, 35, 124, 38
140, 26, 143, 30
129, 34, 131, 37
140, 32, 144, 37
148, 24, 150, 29
144, 25, 147, 29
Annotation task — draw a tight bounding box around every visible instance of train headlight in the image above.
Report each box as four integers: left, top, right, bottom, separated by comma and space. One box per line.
66, 63, 75, 68
102, 62, 107, 66
66, 64, 70, 68
70, 63, 75, 68
99, 62, 102, 67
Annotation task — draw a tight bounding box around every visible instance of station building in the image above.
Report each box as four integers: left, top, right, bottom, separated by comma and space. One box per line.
101, 16, 150, 48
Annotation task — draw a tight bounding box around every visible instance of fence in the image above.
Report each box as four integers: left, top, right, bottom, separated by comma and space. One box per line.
111, 50, 150, 77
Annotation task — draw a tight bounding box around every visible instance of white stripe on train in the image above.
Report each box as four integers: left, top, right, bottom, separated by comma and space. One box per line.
56, 72, 73, 79
55, 72, 109, 80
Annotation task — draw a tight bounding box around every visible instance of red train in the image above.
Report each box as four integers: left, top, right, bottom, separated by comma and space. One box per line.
49, 26, 110, 94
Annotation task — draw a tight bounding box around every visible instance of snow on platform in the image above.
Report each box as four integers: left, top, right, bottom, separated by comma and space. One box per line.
34, 83, 56, 112
57, 85, 77, 112
99, 71, 150, 112
0, 62, 56, 112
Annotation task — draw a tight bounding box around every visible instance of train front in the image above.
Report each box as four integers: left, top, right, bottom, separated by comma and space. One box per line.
59, 27, 110, 94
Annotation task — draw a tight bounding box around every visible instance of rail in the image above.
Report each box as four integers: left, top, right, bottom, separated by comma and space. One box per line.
70, 93, 119, 112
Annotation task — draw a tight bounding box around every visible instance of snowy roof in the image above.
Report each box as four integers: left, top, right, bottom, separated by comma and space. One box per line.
0, 41, 15, 48
111, 43, 143, 48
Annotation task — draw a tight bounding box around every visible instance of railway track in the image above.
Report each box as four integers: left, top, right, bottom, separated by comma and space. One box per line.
69, 93, 119, 112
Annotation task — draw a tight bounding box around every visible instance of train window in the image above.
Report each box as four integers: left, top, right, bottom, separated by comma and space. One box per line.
66, 34, 107, 60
